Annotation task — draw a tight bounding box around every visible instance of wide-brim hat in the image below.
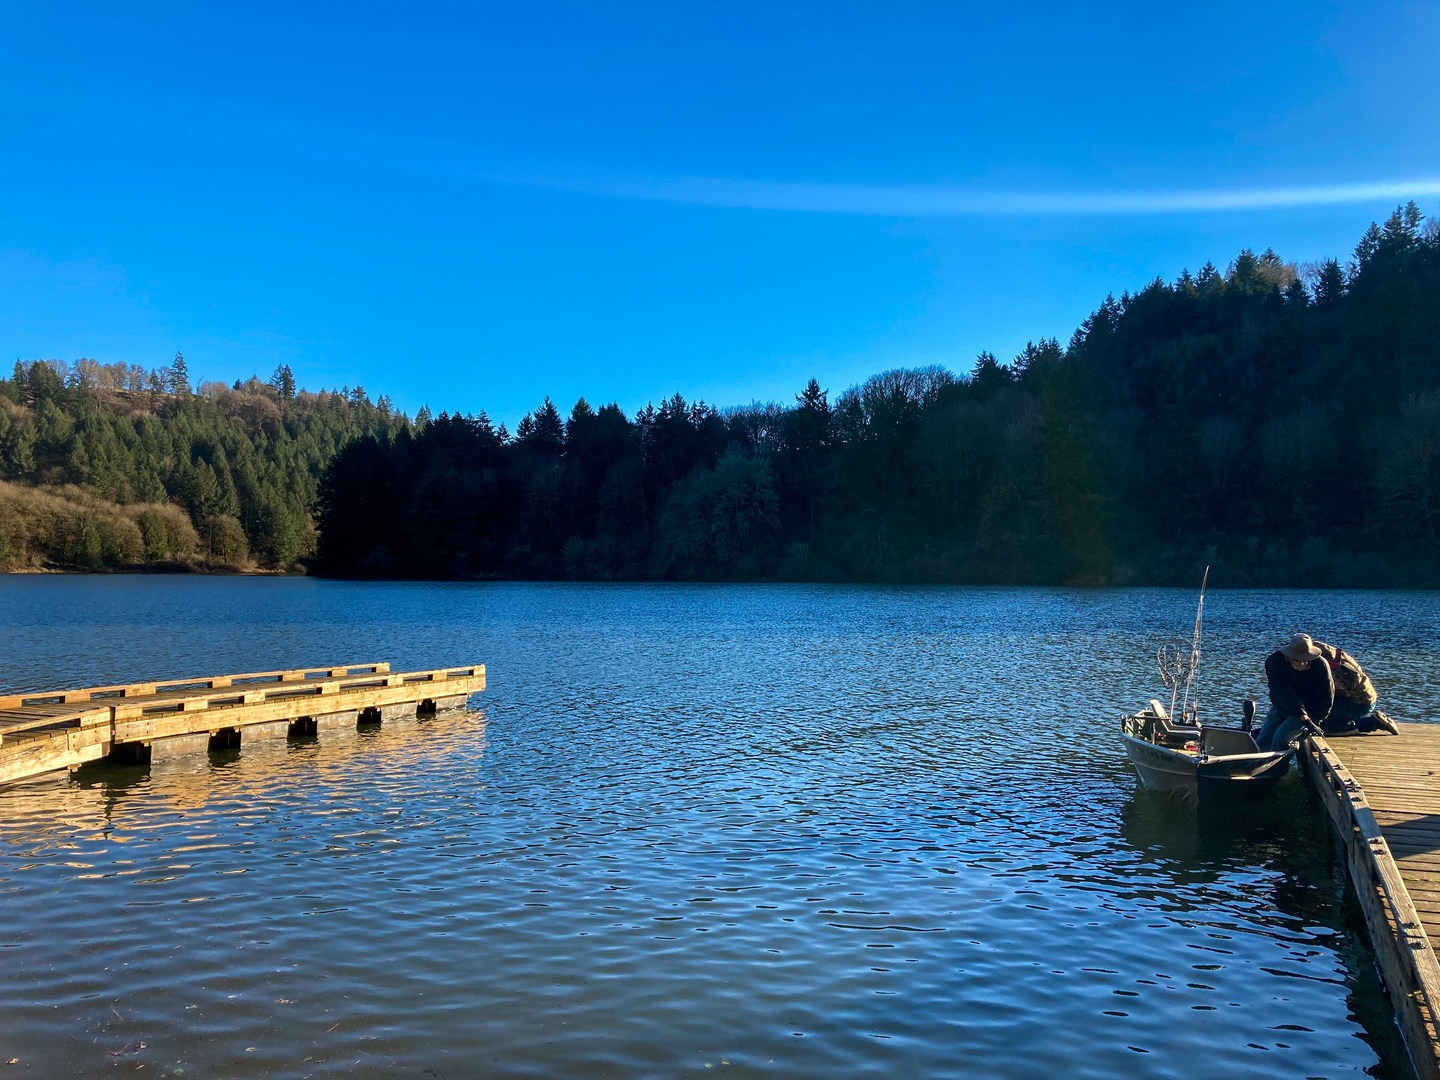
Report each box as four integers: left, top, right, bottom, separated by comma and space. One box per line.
1282, 633, 1322, 661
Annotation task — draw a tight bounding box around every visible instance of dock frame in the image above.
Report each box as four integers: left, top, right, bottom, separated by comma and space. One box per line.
1298, 729, 1440, 1079
0, 661, 486, 785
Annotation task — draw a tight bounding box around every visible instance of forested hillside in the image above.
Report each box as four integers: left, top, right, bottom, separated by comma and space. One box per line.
0, 356, 408, 571
5, 203, 1439, 585
313, 203, 1440, 586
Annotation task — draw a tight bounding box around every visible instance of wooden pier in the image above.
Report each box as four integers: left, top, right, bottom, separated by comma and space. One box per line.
1298, 723, 1440, 1080
0, 662, 486, 786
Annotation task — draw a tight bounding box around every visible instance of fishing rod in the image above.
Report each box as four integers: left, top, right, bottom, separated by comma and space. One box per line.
1158, 565, 1209, 721
1180, 565, 1209, 722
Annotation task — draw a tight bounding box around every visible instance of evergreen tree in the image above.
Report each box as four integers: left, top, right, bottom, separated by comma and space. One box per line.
270, 364, 296, 401
167, 352, 191, 395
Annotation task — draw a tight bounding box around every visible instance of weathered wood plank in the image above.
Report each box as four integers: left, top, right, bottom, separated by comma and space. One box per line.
1384, 842, 1440, 861
1388, 837, 1440, 852
104, 666, 478, 721
1370, 817, 1440, 835
1392, 854, 1440, 871
0, 705, 112, 740
0, 662, 392, 710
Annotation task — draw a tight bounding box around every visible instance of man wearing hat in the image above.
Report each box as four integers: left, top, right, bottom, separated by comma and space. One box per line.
1256, 633, 1335, 751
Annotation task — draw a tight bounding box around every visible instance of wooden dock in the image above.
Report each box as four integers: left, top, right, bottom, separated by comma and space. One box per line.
1298, 722, 1440, 1080
0, 661, 486, 786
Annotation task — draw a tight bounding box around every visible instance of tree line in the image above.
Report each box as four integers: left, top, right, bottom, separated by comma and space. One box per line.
4, 203, 1438, 585
0, 356, 407, 571
314, 204, 1440, 586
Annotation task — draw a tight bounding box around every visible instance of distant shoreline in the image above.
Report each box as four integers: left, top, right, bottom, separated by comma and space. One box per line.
2, 564, 299, 577
5, 566, 1436, 590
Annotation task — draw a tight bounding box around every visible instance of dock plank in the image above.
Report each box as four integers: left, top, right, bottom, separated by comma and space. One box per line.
1319, 722, 1440, 1079
0, 662, 393, 711
1332, 724, 1440, 941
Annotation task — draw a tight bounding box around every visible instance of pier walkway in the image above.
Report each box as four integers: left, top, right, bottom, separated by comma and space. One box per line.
0, 661, 485, 785
1299, 723, 1440, 1080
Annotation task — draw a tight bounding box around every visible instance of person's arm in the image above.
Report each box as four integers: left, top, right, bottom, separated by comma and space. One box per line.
1265, 651, 1305, 716
1313, 659, 1335, 722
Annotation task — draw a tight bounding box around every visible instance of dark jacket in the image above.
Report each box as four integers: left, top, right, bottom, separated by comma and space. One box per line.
1265, 649, 1335, 723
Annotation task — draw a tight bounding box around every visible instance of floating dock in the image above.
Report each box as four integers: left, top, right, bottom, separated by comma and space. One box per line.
1298, 723, 1440, 1080
0, 662, 485, 785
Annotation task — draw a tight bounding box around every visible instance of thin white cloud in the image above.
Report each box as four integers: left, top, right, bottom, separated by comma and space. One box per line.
502, 171, 1440, 216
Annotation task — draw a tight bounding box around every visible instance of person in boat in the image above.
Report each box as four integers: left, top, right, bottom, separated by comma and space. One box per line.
1255, 633, 1335, 751
1313, 640, 1401, 737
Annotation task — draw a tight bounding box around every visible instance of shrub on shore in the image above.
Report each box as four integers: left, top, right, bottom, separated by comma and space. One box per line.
0, 480, 207, 571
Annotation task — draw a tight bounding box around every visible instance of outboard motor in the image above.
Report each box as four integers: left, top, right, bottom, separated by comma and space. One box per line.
1241, 698, 1256, 732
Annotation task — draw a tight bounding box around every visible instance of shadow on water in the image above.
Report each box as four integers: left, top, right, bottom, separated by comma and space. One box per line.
1119, 773, 1413, 1077
70, 760, 151, 793
1119, 778, 1311, 868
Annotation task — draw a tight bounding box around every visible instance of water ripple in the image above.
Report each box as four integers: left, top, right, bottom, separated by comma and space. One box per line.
0, 580, 1427, 1076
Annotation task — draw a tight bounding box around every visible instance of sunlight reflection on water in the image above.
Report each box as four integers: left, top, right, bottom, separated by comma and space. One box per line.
0, 578, 1429, 1077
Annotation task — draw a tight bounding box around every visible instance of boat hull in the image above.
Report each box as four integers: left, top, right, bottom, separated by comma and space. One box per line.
1122, 733, 1203, 796
1121, 711, 1294, 803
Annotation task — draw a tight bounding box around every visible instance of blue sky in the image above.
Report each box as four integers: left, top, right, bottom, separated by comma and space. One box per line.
4, 2, 1439, 429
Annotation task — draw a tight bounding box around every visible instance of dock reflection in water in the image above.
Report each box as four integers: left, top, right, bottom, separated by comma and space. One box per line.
0, 577, 1428, 1077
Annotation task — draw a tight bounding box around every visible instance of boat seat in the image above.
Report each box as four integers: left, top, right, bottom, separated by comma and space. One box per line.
1151, 712, 1201, 747
1201, 727, 1261, 755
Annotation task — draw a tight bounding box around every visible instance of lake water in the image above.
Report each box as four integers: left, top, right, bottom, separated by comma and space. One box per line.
0, 577, 1434, 1077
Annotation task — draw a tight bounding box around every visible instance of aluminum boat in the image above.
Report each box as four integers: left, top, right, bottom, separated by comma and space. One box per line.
1120, 698, 1293, 801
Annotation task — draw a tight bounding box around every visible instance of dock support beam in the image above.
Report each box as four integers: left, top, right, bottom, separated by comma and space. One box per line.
245, 719, 291, 742
150, 733, 210, 761
421, 694, 470, 714
315, 710, 358, 734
